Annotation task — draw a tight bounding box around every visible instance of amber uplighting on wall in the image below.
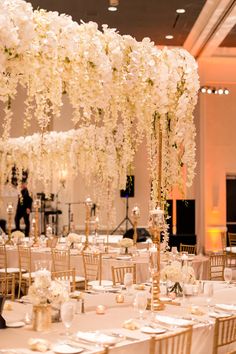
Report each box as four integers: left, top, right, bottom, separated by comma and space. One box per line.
200, 87, 230, 95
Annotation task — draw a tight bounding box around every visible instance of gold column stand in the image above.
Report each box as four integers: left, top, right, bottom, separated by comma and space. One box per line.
83, 198, 92, 251
6, 206, 13, 245
33, 199, 40, 247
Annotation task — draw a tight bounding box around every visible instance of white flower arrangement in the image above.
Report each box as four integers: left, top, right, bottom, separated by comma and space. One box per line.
28, 270, 69, 305
67, 233, 81, 244
11, 230, 25, 244
119, 238, 134, 249
160, 261, 196, 284
0, 0, 199, 250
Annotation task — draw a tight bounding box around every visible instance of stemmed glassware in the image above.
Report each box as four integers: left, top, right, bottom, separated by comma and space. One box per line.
224, 267, 232, 287
205, 283, 214, 309
124, 273, 133, 295
133, 292, 148, 320
60, 301, 74, 336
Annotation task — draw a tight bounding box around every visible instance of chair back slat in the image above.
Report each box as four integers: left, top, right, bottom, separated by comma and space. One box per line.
0, 274, 15, 301
51, 249, 70, 272
179, 244, 196, 255
209, 253, 226, 280
111, 265, 136, 285
82, 251, 102, 289
51, 268, 76, 292
149, 327, 192, 354
213, 315, 236, 354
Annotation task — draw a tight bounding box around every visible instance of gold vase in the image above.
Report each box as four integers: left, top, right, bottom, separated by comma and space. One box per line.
32, 304, 51, 332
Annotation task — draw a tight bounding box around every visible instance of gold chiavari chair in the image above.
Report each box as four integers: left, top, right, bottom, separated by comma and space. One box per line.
0, 244, 20, 277
228, 233, 236, 267
18, 245, 35, 298
180, 244, 196, 255
212, 315, 236, 354
51, 268, 76, 292
51, 248, 71, 272
51, 248, 84, 289
46, 236, 58, 249
82, 251, 102, 290
111, 264, 137, 286
208, 253, 226, 280
149, 326, 192, 354
97, 346, 110, 354
0, 274, 16, 301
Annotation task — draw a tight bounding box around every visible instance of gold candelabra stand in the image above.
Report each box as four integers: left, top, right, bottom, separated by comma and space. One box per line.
83, 197, 92, 250
6, 203, 14, 245
33, 198, 41, 247
132, 206, 140, 245
149, 207, 165, 311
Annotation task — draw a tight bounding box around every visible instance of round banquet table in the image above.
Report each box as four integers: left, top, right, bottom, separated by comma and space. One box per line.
5, 246, 210, 282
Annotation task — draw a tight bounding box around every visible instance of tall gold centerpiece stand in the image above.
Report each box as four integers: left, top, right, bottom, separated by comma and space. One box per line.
132, 206, 140, 245
83, 197, 92, 250
6, 203, 14, 245
33, 198, 41, 247
149, 207, 165, 311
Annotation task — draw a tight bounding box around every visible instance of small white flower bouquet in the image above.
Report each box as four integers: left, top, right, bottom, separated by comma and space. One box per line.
161, 261, 196, 284
11, 230, 25, 244
28, 270, 69, 306
67, 232, 81, 245
119, 238, 134, 249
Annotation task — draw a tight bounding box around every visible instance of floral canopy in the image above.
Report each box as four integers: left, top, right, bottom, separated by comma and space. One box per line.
0, 0, 199, 227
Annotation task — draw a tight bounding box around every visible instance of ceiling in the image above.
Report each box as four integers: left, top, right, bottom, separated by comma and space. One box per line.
26, 0, 236, 58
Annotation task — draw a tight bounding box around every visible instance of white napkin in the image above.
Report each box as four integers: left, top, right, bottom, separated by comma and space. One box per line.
215, 304, 236, 312
75, 331, 119, 345
155, 315, 194, 327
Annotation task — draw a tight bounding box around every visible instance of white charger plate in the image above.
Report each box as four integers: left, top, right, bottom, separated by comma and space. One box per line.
6, 321, 25, 328
116, 256, 132, 260
89, 280, 113, 287
52, 344, 83, 354
140, 326, 166, 334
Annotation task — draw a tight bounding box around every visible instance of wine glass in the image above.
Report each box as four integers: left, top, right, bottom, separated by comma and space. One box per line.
124, 273, 133, 295
224, 267, 232, 287
205, 283, 214, 308
133, 292, 147, 320
60, 301, 74, 336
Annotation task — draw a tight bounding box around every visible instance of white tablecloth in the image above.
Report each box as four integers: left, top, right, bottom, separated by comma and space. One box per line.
1, 282, 236, 353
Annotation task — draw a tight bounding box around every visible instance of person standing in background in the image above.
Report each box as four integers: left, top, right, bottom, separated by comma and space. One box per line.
15, 182, 33, 237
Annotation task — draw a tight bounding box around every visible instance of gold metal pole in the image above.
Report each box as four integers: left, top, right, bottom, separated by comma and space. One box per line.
6, 204, 13, 245
132, 206, 140, 245
83, 197, 92, 250
33, 198, 40, 247
150, 117, 165, 311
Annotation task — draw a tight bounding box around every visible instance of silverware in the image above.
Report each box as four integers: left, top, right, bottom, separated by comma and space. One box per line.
110, 332, 139, 342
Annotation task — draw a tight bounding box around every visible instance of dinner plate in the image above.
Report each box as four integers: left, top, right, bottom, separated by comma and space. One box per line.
52, 344, 84, 354
89, 280, 113, 287
209, 311, 232, 318
75, 331, 122, 345
6, 321, 25, 328
140, 326, 166, 334
116, 256, 132, 260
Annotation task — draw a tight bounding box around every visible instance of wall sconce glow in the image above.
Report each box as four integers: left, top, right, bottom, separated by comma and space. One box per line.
108, 6, 117, 11
176, 9, 186, 14
165, 35, 174, 40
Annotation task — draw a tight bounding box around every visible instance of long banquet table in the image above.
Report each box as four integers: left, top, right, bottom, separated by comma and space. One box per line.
1, 282, 236, 354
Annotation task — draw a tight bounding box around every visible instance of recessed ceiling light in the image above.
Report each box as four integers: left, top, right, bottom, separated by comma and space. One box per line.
165, 35, 174, 40
218, 89, 224, 95
207, 88, 212, 94
108, 6, 117, 11
176, 9, 186, 14
200, 87, 207, 93
224, 89, 230, 95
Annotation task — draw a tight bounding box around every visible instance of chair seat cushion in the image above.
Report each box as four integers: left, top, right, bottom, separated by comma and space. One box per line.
75, 276, 85, 283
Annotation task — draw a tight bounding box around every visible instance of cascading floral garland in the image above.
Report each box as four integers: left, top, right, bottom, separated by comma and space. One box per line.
0, 0, 199, 242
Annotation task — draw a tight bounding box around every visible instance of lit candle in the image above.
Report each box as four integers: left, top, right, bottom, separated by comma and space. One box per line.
96, 305, 106, 314
115, 294, 124, 303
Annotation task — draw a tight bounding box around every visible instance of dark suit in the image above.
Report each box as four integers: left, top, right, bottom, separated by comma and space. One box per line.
15, 187, 32, 236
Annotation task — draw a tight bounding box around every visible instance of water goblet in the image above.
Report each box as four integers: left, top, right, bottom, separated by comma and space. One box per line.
60, 301, 74, 336
133, 292, 147, 320
204, 283, 214, 309
124, 273, 133, 295
224, 267, 232, 287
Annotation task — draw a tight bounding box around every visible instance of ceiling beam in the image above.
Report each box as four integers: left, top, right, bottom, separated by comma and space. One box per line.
184, 0, 236, 58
